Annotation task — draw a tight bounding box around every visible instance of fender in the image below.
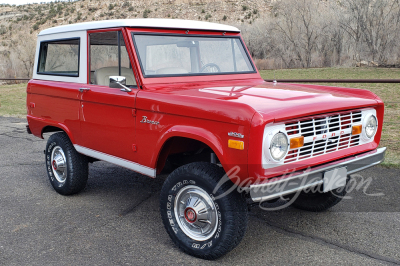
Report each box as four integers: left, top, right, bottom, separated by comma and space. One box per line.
27, 115, 76, 144
153, 125, 225, 167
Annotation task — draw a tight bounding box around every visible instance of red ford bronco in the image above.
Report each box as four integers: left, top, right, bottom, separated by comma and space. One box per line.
26, 19, 385, 259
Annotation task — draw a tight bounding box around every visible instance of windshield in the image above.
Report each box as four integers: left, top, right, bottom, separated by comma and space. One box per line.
132, 34, 255, 77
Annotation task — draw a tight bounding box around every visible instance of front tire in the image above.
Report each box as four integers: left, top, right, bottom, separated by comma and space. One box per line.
160, 162, 248, 260
45, 132, 88, 195
291, 180, 349, 212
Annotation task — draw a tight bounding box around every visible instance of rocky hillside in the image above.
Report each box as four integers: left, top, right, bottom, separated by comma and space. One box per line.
0, 0, 274, 78
0, 0, 272, 36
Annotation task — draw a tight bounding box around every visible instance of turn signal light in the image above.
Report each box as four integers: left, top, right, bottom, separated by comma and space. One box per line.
228, 139, 244, 150
352, 125, 362, 135
290, 136, 304, 149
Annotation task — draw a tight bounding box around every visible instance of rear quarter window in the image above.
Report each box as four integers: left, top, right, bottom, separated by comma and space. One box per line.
37, 38, 80, 77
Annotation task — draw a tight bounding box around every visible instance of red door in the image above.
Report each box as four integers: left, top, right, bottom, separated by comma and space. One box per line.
79, 86, 138, 162
78, 28, 140, 163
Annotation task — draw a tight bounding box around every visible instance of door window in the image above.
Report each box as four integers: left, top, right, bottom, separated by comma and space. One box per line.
89, 31, 136, 86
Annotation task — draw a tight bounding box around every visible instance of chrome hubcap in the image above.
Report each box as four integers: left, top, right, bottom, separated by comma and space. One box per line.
51, 146, 67, 183
174, 185, 218, 241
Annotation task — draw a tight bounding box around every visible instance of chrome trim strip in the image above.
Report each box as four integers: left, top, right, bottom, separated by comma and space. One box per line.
255, 181, 324, 202
74, 145, 156, 178
250, 147, 386, 202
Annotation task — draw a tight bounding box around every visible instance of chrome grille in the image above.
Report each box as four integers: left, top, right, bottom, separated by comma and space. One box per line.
284, 111, 362, 163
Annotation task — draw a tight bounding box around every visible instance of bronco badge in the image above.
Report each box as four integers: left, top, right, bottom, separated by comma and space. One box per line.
228, 132, 244, 138
140, 116, 160, 125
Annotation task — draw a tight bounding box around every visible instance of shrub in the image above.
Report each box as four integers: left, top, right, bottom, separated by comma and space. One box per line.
242, 5, 248, 11
128, 6, 134, 11
0, 25, 6, 35
201, 9, 205, 13
205, 14, 212, 20
253, 9, 258, 15
32, 23, 39, 30
108, 4, 114, 10
222, 15, 227, 21
143, 9, 151, 18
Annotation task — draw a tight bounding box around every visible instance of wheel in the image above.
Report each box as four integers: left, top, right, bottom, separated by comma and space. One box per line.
291, 178, 349, 212
200, 63, 221, 73
45, 132, 88, 195
160, 162, 248, 260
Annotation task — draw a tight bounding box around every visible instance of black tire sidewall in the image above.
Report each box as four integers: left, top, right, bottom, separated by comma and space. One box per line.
45, 132, 88, 195
46, 135, 70, 192
160, 165, 242, 258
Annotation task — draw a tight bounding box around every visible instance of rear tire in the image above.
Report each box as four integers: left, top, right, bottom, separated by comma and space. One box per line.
160, 162, 248, 260
45, 132, 88, 195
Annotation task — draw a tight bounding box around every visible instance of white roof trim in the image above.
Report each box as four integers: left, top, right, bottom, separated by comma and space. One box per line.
38, 19, 240, 36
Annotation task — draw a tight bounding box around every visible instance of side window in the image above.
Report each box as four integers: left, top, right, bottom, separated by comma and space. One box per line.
89, 31, 136, 87
37, 38, 80, 76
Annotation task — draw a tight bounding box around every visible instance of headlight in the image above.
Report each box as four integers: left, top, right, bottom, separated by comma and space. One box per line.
270, 132, 289, 161
365, 115, 377, 138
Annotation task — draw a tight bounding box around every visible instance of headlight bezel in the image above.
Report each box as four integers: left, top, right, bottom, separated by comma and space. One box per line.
262, 124, 290, 168
364, 114, 378, 139
269, 132, 289, 162
360, 109, 378, 143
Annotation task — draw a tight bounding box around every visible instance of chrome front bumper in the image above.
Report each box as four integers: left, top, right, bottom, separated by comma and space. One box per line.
250, 147, 386, 202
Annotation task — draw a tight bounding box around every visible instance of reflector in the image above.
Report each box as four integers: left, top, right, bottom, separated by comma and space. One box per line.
352, 125, 362, 135
290, 136, 304, 149
228, 139, 244, 150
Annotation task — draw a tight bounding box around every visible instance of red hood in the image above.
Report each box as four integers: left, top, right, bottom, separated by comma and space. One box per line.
138, 80, 380, 125
198, 81, 380, 122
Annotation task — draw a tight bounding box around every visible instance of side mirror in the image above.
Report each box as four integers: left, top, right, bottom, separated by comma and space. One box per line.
109, 76, 131, 92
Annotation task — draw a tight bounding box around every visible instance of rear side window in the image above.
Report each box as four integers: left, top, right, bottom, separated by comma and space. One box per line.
37, 38, 80, 76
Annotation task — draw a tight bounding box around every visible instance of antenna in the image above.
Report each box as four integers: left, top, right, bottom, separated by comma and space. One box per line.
273, 70, 277, 85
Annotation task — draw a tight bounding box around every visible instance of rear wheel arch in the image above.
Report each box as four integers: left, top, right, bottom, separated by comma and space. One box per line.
41, 125, 76, 144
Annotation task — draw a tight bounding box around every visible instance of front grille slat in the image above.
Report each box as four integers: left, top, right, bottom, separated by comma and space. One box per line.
284, 110, 362, 163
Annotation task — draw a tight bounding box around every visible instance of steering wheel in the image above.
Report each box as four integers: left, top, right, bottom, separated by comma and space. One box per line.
200, 63, 221, 73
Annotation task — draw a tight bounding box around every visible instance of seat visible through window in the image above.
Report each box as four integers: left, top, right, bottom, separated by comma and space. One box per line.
95, 67, 136, 86
89, 31, 136, 87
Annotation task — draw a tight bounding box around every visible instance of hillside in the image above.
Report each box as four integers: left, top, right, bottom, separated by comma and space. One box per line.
0, 0, 273, 78
0, 0, 271, 35
1, 0, 399, 79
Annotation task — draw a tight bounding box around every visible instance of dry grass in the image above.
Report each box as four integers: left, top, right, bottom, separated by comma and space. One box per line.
0, 83, 27, 118
260, 67, 400, 167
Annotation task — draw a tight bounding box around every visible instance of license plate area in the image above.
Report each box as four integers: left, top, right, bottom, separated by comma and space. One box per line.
323, 167, 347, 193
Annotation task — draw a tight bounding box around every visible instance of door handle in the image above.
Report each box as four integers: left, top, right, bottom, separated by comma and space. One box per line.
79, 88, 91, 92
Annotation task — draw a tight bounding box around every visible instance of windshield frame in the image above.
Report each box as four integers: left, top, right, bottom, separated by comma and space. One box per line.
131, 32, 257, 78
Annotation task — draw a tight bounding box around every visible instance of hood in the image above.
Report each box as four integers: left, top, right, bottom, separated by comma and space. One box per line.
198, 82, 379, 122
138, 80, 380, 124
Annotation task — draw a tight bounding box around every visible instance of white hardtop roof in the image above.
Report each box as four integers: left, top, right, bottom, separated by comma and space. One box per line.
38, 19, 240, 36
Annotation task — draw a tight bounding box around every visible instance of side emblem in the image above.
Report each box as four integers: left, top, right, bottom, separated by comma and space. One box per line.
228, 132, 244, 138
140, 116, 160, 125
